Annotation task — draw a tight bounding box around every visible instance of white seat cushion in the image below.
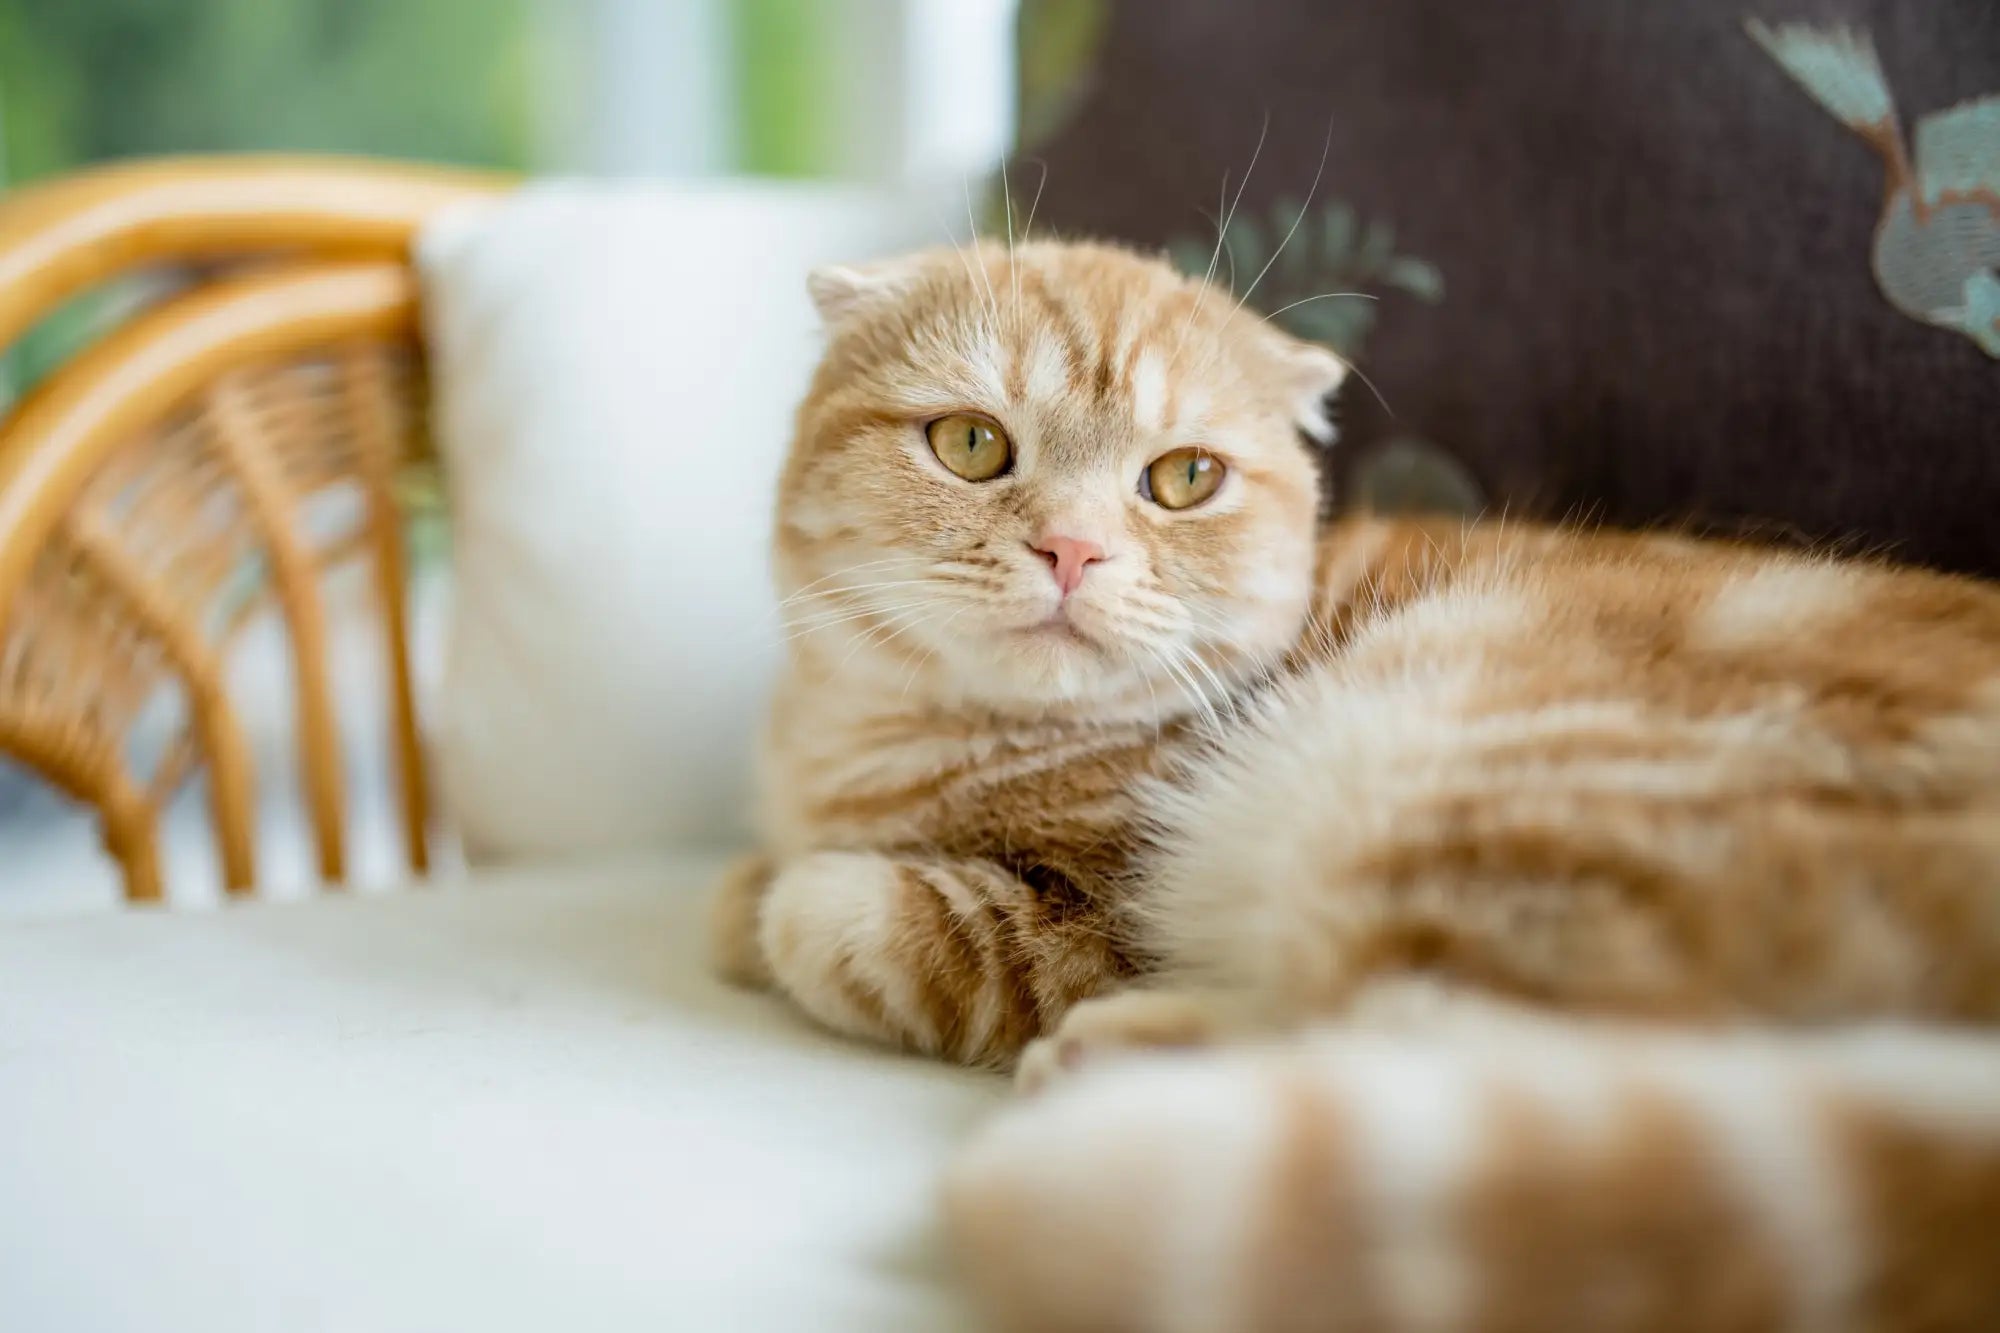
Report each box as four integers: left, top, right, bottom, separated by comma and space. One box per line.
0, 856, 1001, 1331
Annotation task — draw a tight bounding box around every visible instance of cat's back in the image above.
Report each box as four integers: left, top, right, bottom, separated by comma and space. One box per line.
1307, 514, 2000, 751
1142, 515, 2000, 1021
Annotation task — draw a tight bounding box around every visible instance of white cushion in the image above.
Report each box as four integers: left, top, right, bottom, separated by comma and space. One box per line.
417, 182, 942, 862
0, 855, 1001, 1330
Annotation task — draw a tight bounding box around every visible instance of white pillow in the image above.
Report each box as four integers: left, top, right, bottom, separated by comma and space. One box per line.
417, 181, 943, 863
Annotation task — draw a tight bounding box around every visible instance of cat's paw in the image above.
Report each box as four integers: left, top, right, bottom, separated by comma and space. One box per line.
708, 853, 779, 989
1015, 990, 1229, 1095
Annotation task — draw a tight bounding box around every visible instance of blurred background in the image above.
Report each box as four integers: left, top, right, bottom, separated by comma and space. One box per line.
0, 0, 1024, 387
0, 0, 1024, 179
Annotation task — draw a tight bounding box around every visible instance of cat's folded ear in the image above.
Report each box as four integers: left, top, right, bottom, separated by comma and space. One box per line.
807, 257, 920, 327
1267, 335, 1350, 446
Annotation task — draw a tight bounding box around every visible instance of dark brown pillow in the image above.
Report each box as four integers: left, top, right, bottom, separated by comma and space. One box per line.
1015, 0, 2000, 575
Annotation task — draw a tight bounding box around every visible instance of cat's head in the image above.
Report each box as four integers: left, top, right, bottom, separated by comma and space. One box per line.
775, 240, 1343, 714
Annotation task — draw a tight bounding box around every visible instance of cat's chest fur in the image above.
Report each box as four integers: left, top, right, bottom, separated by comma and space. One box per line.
758, 668, 1189, 891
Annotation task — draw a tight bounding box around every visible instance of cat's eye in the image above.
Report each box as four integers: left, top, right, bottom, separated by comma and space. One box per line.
1144, 448, 1226, 510
926, 414, 1013, 482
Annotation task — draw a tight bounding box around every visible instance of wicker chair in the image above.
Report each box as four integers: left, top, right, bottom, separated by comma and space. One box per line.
0, 156, 511, 902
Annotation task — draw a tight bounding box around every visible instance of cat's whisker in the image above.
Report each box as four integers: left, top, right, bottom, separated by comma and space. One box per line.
1136, 644, 1202, 743
779, 587, 938, 622
925, 192, 996, 340
1185, 637, 1245, 716
820, 600, 920, 664
780, 577, 940, 610
1019, 157, 1049, 248
862, 604, 937, 653
1169, 129, 1344, 397
1259, 291, 1379, 321
782, 605, 897, 636
1138, 653, 1165, 745
1155, 645, 1222, 736
778, 572, 904, 611
1000, 161, 1020, 327
831, 589, 967, 671
1174, 167, 1230, 365
962, 176, 1002, 329
1173, 112, 1269, 369
1176, 643, 1244, 726
781, 606, 905, 644
1168, 600, 1242, 645
1113, 613, 1182, 637
777, 558, 911, 604
782, 583, 955, 639
780, 600, 868, 631
864, 608, 959, 675
900, 607, 968, 699
781, 599, 936, 640
1173, 668, 1223, 738
1333, 349, 1395, 419
758, 587, 918, 650
1230, 116, 1337, 323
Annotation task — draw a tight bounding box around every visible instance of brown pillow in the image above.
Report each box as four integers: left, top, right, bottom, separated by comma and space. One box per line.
1016, 0, 2000, 575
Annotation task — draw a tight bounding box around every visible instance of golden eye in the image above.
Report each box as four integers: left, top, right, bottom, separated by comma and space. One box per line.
926, 414, 1013, 482
1145, 448, 1226, 510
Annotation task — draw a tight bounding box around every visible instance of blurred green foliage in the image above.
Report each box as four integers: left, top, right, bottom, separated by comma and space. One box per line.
0, 0, 535, 181
0, 0, 534, 394
733, 0, 836, 178
1015, 0, 1108, 155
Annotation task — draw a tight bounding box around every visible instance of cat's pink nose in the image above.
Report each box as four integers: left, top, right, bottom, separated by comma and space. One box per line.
1030, 534, 1107, 596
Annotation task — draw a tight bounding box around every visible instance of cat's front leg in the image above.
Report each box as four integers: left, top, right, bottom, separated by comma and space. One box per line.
708, 852, 780, 989
735, 849, 1125, 1069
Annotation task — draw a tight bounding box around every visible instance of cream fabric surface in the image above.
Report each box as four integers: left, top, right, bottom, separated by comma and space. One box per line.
0, 855, 1000, 1331
417, 182, 945, 864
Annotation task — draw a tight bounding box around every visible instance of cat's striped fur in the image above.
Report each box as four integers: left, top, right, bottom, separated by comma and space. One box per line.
712, 240, 2000, 1330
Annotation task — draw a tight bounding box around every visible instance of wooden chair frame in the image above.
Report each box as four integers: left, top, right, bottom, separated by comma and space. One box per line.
0, 156, 512, 901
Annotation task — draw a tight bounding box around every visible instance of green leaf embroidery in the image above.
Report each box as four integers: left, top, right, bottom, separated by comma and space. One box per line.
1168, 198, 1445, 359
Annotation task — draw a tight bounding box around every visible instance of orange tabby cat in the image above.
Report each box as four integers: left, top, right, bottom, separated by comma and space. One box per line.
712, 240, 2000, 1331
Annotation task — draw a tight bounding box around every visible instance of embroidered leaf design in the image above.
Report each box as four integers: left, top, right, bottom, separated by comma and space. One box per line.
1384, 256, 1446, 304
1322, 206, 1355, 268
1222, 213, 1265, 292
1169, 198, 1445, 359
1166, 236, 1216, 283
1348, 436, 1486, 516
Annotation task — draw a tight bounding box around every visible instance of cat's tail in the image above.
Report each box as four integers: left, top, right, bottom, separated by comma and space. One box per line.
945, 1021, 2000, 1332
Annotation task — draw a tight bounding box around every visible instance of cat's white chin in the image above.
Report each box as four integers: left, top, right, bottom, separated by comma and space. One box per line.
920, 623, 1139, 710
1012, 616, 1098, 649
1000, 623, 1112, 679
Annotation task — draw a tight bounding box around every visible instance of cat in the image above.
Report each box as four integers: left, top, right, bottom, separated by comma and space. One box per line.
711, 239, 2000, 1331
